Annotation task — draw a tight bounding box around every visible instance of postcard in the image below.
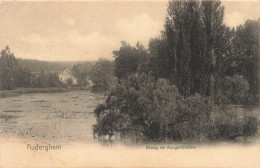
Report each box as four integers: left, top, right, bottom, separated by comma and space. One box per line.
0, 0, 259, 167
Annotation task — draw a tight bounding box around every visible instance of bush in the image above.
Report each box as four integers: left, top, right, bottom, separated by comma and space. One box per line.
213, 106, 258, 140
243, 116, 258, 137
172, 94, 214, 141
89, 58, 115, 92
222, 75, 251, 104
93, 73, 258, 143
93, 73, 213, 142
214, 107, 244, 139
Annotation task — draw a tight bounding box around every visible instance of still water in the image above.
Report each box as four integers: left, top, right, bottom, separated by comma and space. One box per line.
0, 90, 106, 143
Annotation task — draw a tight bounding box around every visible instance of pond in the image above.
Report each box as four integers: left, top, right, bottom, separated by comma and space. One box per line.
0, 90, 106, 143
0, 91, 259, 144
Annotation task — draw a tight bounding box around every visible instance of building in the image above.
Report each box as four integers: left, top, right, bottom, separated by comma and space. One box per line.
58, 69, 78, 85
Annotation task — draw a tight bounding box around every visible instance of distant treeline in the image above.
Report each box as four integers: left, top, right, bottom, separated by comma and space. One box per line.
17, 58, 94, 73
0, 47, 64, 89
93, 0, 259, 143
71, 59, 115, 92
0, 46, 114, 91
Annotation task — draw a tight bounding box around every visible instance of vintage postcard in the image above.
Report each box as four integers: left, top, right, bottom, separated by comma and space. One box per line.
0, 0, 259, 167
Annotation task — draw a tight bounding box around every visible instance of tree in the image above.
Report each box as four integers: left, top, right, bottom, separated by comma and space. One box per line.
93, 0, 259, 143
232, 19, 260, 104
166, 0, 204, 97
66, 78, 73, 87
200, 0, 227, 99
37, 70, 46, 88
113, 41, 148, 79
222, 75, 250, 104
46, 71, 62, 87
93, 73, 218, 142
89, 58, 115, 92
148, 35, 174, 81
72, 62, 93, 86
16, 67, 32, 88
0, 46, 18, 90
149, 0, 230, 99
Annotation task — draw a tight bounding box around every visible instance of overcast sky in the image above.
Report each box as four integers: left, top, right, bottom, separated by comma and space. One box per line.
0, 1, 259, 61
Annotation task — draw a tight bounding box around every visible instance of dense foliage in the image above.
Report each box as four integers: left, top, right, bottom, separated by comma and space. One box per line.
112, 1, 259, 105
72, 62, 93, 86
16, 59, 93, 73
94, 0, 259, 143
0, 47, 64, 90
0, 46, 115, 91
0, 0, 258, 143
113, 42, 149, 79
93, 73, 257, 142
232, 20, 260, 104
0, 46, 18, 90
222, 75, 251, 105
89, 59, 116, 92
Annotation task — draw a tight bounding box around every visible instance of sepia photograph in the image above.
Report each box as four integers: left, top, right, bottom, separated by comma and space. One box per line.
0, 0, 259, 167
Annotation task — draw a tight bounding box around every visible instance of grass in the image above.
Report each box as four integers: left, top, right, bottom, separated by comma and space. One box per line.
0, 87, 70, 98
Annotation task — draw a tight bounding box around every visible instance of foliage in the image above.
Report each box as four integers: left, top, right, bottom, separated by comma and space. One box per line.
173, 94, 214, 141
72, 62, 93, 86
16, 67, 32, 88
222, 75, 251, 104
17, 58, 93, 73
92, 2, 260, 140
0, 46, 18, 90
213, 106, 258, 140
243, 116, 258, 137
93, 74, 206, 141
46, 72, 63, 87
93, 73, 258, 142
166, 0, 205, 97
148, 0, 254, 103
66, 78, 73, 87
89, 58, 115, 92
113, 41, 149, 79
232, 19, 260, 104
148, 36, 174, 81
0, 46, 64, 90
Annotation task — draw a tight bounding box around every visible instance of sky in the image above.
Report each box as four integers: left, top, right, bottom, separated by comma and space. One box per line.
0, 1, 259, 61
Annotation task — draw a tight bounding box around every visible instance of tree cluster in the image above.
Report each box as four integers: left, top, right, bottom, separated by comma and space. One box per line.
72, 62, 93, 86
93, 0, 259, 143
93, 73, 257, 142
89, 58, 116, 92
0, 46, 63, 90
113, 0, 259, 105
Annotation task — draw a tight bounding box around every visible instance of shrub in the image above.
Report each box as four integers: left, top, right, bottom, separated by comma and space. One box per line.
93, 73, 215, 142
213, 106, 258, 140
222, 75, 251, 104
93, 73, 258, 143
243, 116, 258, 137
172, 94, 214, 141
214, 107, 244, 139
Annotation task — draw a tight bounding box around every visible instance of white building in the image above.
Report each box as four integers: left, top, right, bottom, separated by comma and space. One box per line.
88, 80, 94, 87
58, 69, 78, 85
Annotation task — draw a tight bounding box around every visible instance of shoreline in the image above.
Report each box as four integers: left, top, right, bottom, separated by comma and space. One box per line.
0, 87, 71, 98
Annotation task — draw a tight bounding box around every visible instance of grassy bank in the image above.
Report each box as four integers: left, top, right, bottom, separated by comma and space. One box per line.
0, 87, 70, 98
71, 86, 91, 91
